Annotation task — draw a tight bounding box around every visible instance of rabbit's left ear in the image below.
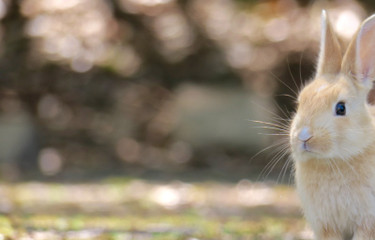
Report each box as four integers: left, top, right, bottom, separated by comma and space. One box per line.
316, 10, 342, 76
342, 14, 375, 89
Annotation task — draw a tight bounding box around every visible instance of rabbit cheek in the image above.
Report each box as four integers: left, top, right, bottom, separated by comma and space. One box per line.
335, 117, 351, 147
308, 129, 332, 153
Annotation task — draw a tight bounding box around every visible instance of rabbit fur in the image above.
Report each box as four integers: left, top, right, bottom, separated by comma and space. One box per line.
290, 10, 375, 240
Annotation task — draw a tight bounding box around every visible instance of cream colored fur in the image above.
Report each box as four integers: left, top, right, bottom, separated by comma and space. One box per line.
290, 10, 375, 240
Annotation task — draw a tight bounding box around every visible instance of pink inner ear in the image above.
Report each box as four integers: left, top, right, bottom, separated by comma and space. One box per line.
356, 57, 373, 85
355, 15, 375, 85
363, 68, 370, 82
357, 50, 374, 85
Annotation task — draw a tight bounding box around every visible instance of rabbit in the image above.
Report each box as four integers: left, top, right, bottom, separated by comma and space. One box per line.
290, 10, 375, 240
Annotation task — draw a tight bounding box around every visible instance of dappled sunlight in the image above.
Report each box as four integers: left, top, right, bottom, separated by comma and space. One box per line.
0, 178, 309, 239
0, 0, 364, 178
118, 0, 196, 62
150, 184, 192, 209
22, 0, 142, 75
236, 179, 275, 206
188, 0, 366, 97
0, 179, 301, 214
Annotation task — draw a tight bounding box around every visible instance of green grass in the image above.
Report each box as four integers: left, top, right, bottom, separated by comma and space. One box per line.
0, 178, 311, 240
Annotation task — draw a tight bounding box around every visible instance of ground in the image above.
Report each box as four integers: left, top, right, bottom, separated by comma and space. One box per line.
0, 171, 313, 240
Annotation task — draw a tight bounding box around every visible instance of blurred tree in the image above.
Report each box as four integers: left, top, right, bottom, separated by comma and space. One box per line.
0, 0, 365, 176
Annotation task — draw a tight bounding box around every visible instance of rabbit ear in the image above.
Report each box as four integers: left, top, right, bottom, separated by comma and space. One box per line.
316, 10, 342, 76
342, 14, 375, 89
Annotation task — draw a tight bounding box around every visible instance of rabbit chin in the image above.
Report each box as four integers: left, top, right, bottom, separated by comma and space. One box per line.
291, 146, 328, 162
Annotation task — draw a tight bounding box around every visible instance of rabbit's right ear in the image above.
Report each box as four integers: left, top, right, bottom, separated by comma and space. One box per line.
341, 14, 375, 90
316, 10, 342, 76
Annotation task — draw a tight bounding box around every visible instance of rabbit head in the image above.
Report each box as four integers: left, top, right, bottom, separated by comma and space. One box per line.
290, 10, 375, 162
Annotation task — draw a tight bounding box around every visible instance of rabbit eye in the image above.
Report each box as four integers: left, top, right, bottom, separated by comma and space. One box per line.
335, 102, 346, 116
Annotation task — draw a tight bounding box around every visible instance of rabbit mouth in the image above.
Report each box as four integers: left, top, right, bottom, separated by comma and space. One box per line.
300, 142, 313, 153
295, 140, 320, 156
302, 142, 310, 151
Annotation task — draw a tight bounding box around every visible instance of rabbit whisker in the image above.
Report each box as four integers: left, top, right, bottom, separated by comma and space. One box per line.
269, 71, 299, 97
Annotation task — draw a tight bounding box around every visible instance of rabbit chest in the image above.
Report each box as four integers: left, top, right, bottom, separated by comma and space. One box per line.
295, 159, 375, 233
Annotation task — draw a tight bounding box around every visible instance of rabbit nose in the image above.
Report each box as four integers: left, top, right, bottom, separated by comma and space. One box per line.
298, 127, 312, 142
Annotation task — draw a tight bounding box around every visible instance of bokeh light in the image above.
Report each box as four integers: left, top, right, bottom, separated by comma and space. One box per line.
0, 0, 371, 238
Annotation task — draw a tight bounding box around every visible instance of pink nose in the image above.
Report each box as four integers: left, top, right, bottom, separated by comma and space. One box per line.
298, 127, 312, 142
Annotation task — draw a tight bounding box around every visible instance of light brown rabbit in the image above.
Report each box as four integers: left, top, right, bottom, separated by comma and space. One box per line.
290, 10, 375, 240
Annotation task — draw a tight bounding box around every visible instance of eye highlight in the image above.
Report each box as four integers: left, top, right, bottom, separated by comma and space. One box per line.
335, 102, 346, 116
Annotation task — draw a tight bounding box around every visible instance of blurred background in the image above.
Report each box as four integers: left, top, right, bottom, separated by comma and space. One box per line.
0, 0, 372, 239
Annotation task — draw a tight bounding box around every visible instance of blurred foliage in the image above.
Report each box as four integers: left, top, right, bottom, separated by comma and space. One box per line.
0, 0, 370, 178
0, 177, 308, 239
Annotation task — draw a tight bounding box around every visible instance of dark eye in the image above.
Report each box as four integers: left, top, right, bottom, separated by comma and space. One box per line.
335, 102, 346, 116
